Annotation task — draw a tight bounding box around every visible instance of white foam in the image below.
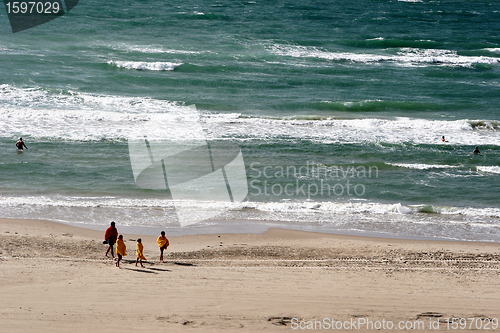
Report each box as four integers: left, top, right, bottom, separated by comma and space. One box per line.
477, 166, 500, 174
0, 84, 201, 141
388, 163, 460, 170
97, 42, 204, 55
270, 44, 500, 68
208, 115, 500, 146
1, 194, 499, 240
108, 61, 182, 71
484, 48, 500, 54
0, 84, 179, 112
1, 85, 499, 145
2, 195, 498, 221
242, 201, 500, 225
117, 45, 201, 55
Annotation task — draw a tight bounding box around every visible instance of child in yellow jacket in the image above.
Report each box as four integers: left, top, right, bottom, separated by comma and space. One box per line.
157, 231, 169, 263
135, 238, 146, 268
115, 235, 126, 268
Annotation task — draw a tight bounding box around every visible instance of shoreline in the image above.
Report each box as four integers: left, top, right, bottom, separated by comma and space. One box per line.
2, 217, 499, 260
1, 217, 499, 332
13, 216, 500, 244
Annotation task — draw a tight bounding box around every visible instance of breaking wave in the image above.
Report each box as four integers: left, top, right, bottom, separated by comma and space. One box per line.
107, 60, 182, 71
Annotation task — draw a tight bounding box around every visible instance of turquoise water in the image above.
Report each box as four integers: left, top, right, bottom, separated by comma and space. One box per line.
1, 0, 499, 240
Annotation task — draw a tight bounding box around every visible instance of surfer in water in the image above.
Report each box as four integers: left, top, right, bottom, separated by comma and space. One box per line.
472, 146, 481, 155
441, 136, 448, 142
16, 138, 28, 150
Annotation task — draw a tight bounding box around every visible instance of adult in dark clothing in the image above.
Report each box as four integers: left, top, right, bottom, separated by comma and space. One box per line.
104, 221, 118, 259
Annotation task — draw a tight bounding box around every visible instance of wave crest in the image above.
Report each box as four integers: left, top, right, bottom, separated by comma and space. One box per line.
477, 166, 500, 174
107, 60, 182, 71
270, 44, 500, 68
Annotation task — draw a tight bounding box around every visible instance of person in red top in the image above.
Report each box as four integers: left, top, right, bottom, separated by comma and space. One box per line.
104, 221, 118, 259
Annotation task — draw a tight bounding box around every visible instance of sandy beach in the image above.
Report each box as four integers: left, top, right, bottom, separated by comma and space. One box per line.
0, 218, 499, 332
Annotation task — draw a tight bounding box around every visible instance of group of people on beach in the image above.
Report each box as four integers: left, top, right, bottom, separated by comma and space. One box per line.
103, 221, 169, 269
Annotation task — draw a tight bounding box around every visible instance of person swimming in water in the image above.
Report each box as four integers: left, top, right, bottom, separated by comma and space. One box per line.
472, 146, 480, 155
16, 138, 28, 150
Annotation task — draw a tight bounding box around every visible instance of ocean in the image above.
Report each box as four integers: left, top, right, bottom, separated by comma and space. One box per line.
0, 0, 499, 241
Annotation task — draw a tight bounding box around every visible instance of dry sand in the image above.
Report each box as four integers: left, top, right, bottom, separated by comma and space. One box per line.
0, 218, 499, 332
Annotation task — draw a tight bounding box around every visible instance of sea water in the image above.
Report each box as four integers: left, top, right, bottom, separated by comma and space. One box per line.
0, 0, 499, 241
